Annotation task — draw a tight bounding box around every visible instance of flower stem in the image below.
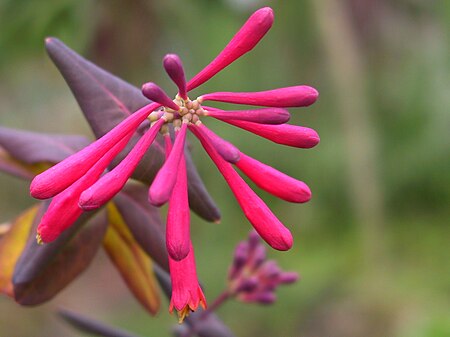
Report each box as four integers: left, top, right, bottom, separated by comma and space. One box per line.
200, 290, 231, 320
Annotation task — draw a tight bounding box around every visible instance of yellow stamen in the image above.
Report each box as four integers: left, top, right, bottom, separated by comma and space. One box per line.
177, 306, 192, 324
36, 232, 44, 245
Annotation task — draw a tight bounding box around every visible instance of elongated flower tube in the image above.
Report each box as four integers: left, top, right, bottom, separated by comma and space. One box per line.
30, 102, 160, 199
220, 119, 320, 148
163, 54, 188, 100
187, 7, 274, 91
235, 152, 311, 203
148, 123, 188, 206
195, 123, 240, 163
190, 124, 293, 251
203, 106, 290, 125
169, 244, 206, 323
37, 135, 132, 243
79, 118, 165, 211
166, 132, 190, 261
200, 86, 319, 108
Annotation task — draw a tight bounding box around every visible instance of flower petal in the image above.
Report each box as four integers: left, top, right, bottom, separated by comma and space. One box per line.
235, 152, 311, 203
187, 7, 274, 91
30, 103, 160, 199
79, 118, 165, 211
169, 243, 206, 322
220, 119, 320, 148
200, 85, 318, 107
190, 125, 293, 251
149, 123, 188, 206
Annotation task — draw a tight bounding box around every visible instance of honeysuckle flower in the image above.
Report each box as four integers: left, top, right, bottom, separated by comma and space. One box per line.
169, 244, 207, 323
29, 6, 318, 318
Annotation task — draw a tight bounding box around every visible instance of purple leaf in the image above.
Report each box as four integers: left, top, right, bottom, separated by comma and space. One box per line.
0, 126, 90, 164
0, 126, 89, 180
13, 202, 108, 305
114, 182, 169, 272
0, 149, 34, 180
45, 37, 220, 222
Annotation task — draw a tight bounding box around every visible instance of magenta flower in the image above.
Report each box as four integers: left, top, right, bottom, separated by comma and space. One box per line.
29, 6, 319, 318
169, 244, 206, 323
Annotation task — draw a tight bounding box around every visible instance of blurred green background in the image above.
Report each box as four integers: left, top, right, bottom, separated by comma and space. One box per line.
0, 0, 449, 336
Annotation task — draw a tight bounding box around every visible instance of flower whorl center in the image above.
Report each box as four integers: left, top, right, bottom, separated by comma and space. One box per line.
148, 95, 206, 136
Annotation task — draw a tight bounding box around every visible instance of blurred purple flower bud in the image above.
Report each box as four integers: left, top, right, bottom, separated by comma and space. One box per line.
226, 231, 299, 306
278, 271, 299, 284
240, 291, 276, 305
228, 241, 249, 280
234, 276, 259, 293
248, 244, 266, 270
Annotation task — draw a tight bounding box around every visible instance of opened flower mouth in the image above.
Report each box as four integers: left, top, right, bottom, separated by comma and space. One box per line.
29, 6, 319, 320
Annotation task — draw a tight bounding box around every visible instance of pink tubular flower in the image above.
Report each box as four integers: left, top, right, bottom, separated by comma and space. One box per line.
169, 244, 206, 323
78, 118, 165, 211
30, 102, 160, 199
187, 7, 274, 91
235, 152, 311, 203
29, 6, 319, 319
199, 86, 318, 108
166, 128, 190, 261
203, 106, 291, 125
189, 124, 293, 251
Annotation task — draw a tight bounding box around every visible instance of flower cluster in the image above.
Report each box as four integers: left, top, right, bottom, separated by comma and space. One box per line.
29, 7, 319, 320
227, 231, 299, 304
